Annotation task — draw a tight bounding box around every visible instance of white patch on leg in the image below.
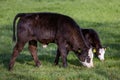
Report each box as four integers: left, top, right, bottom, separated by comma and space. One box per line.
42, 44, 47, 48
98, 48, 105, 61
81, 48, 94, 68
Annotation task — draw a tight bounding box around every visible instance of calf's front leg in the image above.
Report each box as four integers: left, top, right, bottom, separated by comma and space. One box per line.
58, 41, 68, 67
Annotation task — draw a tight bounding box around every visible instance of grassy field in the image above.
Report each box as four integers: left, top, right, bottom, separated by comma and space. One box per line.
0, 0, 120, 80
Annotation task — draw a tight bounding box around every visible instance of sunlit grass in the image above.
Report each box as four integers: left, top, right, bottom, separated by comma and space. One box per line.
0, 0, 120, 80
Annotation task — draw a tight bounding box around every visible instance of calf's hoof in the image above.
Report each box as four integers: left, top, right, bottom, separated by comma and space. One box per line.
36, 61, 41, 67
8, 66, 13, 71
54, 61, 59, 65
63, 64, 67, 68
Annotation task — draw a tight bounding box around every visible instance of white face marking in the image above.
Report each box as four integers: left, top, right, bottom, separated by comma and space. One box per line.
98, 48, 105, 61
42, 44, 47, 48
81, 48, 94, 68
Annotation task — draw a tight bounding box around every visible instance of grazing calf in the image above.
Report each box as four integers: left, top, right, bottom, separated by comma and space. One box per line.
54, 28, 106, 65
9, 12, 94, 71
82, 29, 106, 61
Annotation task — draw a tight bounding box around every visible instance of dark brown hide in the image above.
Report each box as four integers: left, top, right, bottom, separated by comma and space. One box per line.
54, 28, 104, 64
82, 29, 103, 56
9, 12, 91, 70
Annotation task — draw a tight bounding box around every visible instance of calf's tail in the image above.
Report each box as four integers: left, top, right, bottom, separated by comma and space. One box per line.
13, 13, 25, 42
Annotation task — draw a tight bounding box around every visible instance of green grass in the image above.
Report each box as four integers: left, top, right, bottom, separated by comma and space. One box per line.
0, 0, 120, 80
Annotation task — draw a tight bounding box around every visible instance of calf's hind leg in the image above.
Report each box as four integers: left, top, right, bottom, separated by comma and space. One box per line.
28, 40, 41, 67
9, 41, 26, 71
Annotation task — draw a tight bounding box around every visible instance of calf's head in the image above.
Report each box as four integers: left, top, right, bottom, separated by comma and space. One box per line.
76, 48, 94, 68
97, 48, 106, 61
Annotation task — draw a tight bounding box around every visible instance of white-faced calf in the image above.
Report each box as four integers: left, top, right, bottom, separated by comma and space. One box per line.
54, 28, 106, 65
82, 29, 106, 61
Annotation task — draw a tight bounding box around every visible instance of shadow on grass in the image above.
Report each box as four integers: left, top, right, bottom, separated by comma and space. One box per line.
0, 52, 55, 70
0, 21, 120, 70
8, 72, 37, 80
105, 43, 120, 60
95, 69, 110, 79
77, 20, 120, 28
0, 50, 82, 70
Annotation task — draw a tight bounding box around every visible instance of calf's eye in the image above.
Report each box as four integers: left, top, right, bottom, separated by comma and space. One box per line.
86, 57, 90, 63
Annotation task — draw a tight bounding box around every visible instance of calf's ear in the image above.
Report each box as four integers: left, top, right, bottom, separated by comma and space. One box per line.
104, 47, 107, 51
103, 46, 108, 51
